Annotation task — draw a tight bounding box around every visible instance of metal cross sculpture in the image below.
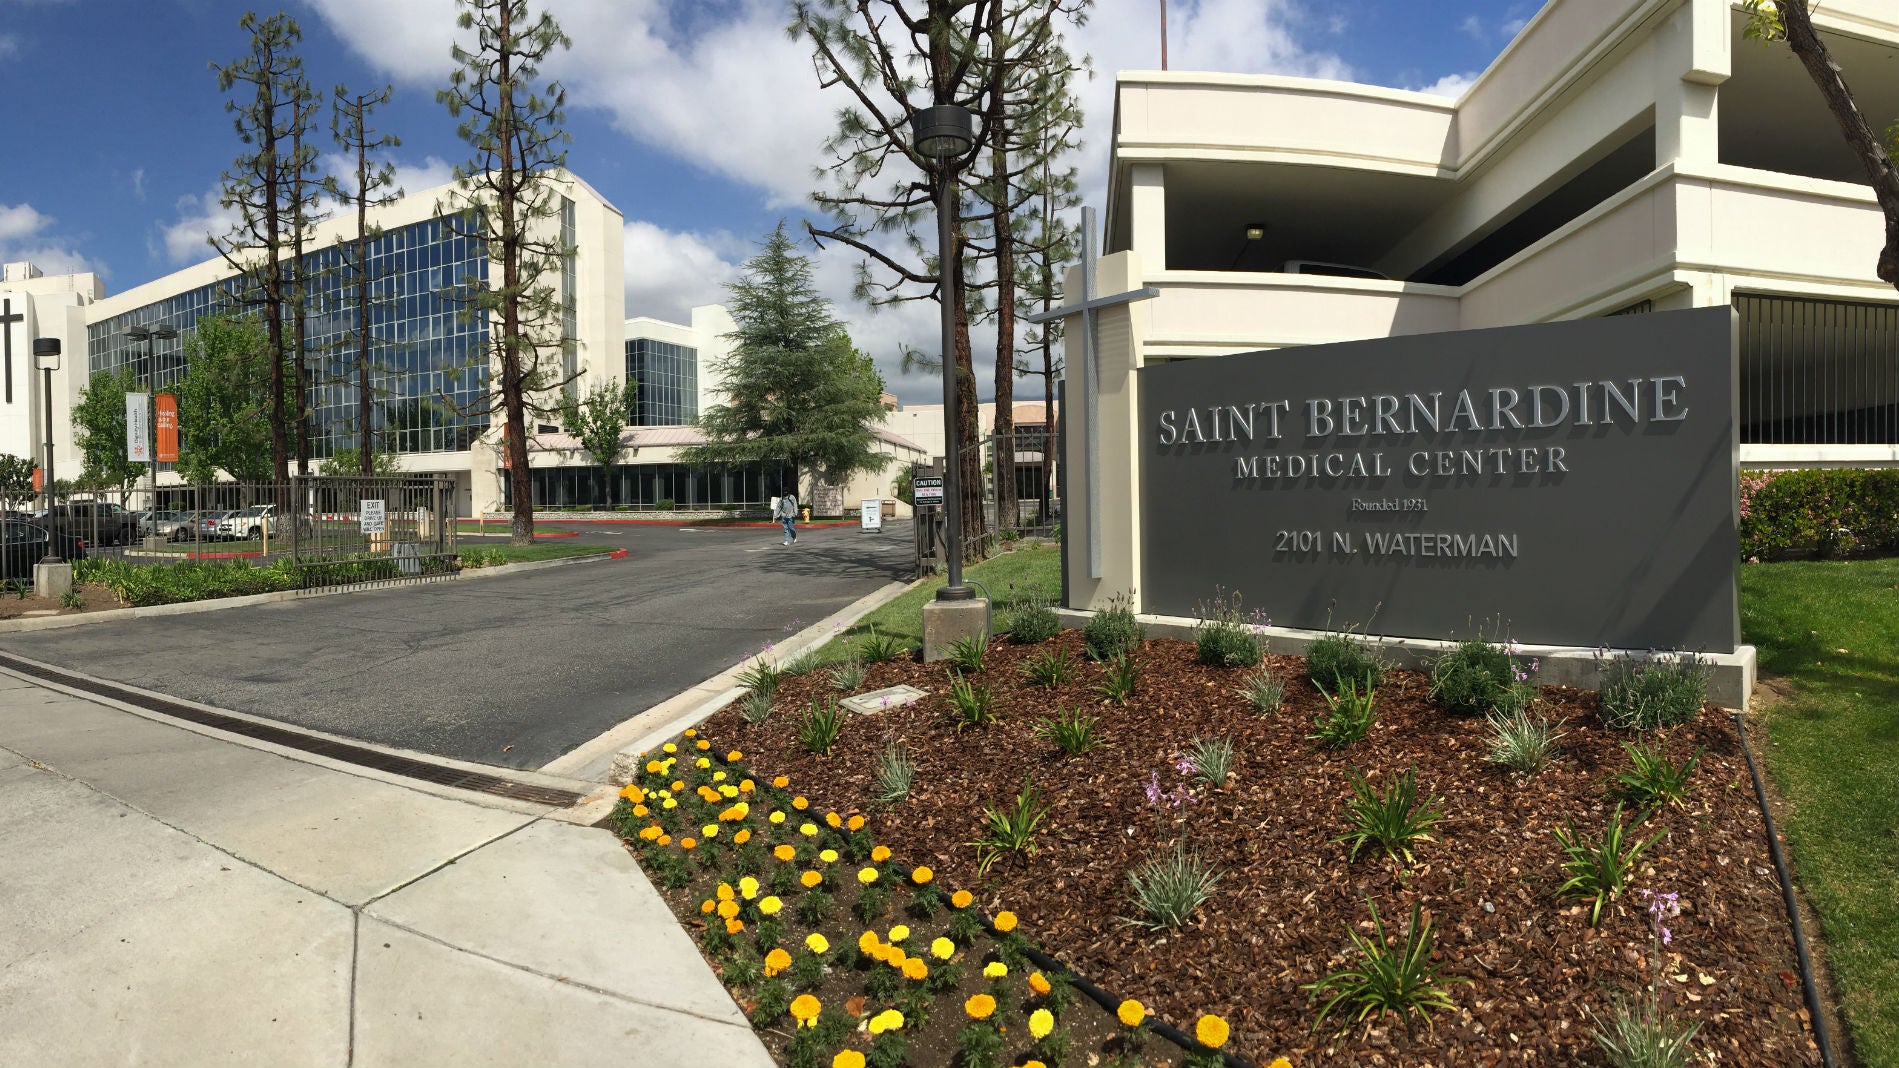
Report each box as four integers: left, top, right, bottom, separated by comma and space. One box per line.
0, 297, 22, 405
1024, 206, 1158, 579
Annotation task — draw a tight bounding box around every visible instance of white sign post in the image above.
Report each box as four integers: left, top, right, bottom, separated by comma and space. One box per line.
125, 392, 151, 463
359, 499, 387, 535
860, 498, 883, 533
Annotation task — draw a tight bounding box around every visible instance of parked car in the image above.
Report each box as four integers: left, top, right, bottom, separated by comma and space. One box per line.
172, 510, 235, 543
0, 521, 87, 580
216, 504, 311, 542
139, 510, 193, 539
37, 501, 139, 547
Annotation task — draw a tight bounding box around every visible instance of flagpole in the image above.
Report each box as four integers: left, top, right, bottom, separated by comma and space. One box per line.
1160, 0, 1168, 70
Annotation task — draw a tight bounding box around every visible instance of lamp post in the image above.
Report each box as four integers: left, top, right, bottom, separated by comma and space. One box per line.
32, 338, 60, 554
124, 324, 177, 513
911, 103, 977, 602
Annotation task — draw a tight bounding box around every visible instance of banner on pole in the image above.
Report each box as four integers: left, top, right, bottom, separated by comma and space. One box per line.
155, 394, 179, 463
126, 392, 151, 463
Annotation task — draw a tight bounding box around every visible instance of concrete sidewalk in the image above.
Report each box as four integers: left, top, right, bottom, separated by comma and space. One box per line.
0, 669, 771, 1068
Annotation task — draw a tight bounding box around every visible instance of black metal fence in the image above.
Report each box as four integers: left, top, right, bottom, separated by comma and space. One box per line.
1737, 293, 1899, 446
289, 475, 459, 591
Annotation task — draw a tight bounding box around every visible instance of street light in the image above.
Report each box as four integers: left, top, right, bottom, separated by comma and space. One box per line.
124, 324, 177, 512
911, 103, 977, 602
33, 338, 60, 552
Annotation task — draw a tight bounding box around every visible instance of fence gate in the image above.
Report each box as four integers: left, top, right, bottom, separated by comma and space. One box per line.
289, 475, 459, 591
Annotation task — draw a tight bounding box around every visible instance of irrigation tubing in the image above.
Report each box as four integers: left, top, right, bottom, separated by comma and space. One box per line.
1730, 711, 1837, 1068
978, 916, 1258, 1068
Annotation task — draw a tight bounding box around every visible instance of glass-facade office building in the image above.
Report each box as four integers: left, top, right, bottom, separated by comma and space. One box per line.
625, 338, 698, 426
87, 216, 491, 458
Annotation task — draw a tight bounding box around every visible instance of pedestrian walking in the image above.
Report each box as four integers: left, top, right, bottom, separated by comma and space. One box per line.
776, 489, 799, 545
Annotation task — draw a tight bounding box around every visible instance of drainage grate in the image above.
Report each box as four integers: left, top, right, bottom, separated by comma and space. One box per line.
0, 653, 584, 808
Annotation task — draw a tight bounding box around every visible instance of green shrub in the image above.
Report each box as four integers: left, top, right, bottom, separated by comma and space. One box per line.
1006, 584, 1060, 644
656, 498, 676, 511
1486, 708, 1565, 775
945, 633, 988, 673
1334, 766, 1444, 865
857, 625, 905, 664
1182, 734, 1235, 787
827, 658, 866, 692
946, 672, 999, 729
798, 698, 843, 755
1598, 652, 1709, 730
1035, 707, 1101, 756
1020, 647, 1079, 689
1610, 743, 1703, 810
1739, 467, 1899, 560
73, 557, 299, 607
972, 775, 1047, 874
1553, 804, 1666, 925
1237, 668, 1286, 714
1193, 588, 1263, 668
1306, 630, 1385, 690
872, 741, 915, 802
1310, 675, 1379, 748
1431, 638, 1533, 717
1304, 900, 1469, 1034
1096, 654, 1140, 705
1082, 591, 1144, 661
1123, 842, 1221, 930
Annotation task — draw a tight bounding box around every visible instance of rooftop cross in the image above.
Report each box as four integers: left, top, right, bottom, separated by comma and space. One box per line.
0, 297, 22, 405
1024, 206, 1158, 579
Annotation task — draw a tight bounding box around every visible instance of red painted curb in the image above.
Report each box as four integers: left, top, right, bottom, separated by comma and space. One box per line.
609, 548, 630, 560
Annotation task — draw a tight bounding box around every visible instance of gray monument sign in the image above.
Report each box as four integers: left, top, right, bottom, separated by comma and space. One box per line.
1139, 308, 1738, 652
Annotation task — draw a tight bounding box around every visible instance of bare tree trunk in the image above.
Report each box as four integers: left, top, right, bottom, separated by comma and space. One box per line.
499, 4, 536, 547
356, 150, 374, 477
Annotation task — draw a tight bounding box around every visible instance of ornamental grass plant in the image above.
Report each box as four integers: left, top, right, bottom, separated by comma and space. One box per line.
1020, 646, 1079, 689
1097, 654, 1141, 705
1611, 742, 1703, 810
1334, 765, 1446, 866
972, 775, 1048, 875
1310, 675, 1379, 748
1124, 841, 1222, 930
1553, 803, 1666, 925
1238, 667, 1286, 715
1304, 899, 1469, 1034
1485, 707, 1565, 775
946, 633, 989, 674
1597, 651, 1710, 730
1035, 707, 1102, 756
798, 698, 844, 755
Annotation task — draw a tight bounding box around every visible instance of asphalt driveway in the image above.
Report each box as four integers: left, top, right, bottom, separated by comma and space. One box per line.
0, 523, 910, 770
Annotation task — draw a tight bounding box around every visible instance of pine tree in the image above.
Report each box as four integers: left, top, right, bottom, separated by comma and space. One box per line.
325, 84, 403, 478
438, 0, 577, 544
682, 223, 891, 494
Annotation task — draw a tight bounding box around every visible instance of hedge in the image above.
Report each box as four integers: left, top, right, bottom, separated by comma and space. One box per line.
1739, 468, 1899, 561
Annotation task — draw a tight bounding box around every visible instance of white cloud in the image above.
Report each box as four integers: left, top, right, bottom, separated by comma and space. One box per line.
1501, 16, 1530, 37
1415, 71, 1479, 99
0, 34, 19, 59
130, 167, 146, 202
157, 186, 236, 265
0, 201, 102, 277
1459, 14, 1486, 41
621, 220, 743, 323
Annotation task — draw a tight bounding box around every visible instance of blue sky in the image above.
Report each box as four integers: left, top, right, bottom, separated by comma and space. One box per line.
0, 0, 1530, 399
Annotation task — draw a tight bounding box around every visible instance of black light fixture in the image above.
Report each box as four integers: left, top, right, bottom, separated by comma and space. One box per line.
910, 103, 979, 602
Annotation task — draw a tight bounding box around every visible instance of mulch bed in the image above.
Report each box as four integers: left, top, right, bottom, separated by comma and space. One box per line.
0, 584, 119, 619
692, 631, 1820, 1067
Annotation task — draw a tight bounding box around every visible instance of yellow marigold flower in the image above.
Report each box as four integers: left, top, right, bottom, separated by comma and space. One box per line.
1021, 1061, 1048, 1068
805, 933, 830, 954
983, 961, 1008, 980
683, 729, 696, 738
724, 917, 744, 935
965, 994, 996, 1021
738, 876, 759, 900
638, 825, 660, 841
951, 890, 974, 909
870, 845, 892, 863
733, 829, 752, 845
679, 837, 696, 850
866, 943, 890, 963
699, 899, 715, 915
758, 895, 782, 916
644, 760, 662, 775
700, 825, 717, 839
912, 865, 934, 885
819, 849, 839, 864
773, 775, 790, 788
713, 771, 727, 782
696, 757, 711, 769
1028, 971, 1051, 996
792, 796, 809, 810
720, 784, 739, 799
869, 1008, 905, 1035
717, 883, 735, 901
831, 1052, 864, 1068
1117, 1000, 1145, 1028
696, 739, 711, 751
930, 937, 955, 961
857, 867, 879, 885
656, 834, 671, 846
762, 948, 791, 977
663, 743, 677, 754
774, 845, 796, 862
858, 930, 881, 953
1267, 1059, 1292, 1068
740, 779, 755, 793
887, 924, 909, 943
789, 994, 821, 1028
770, 811, 786, 825
632, 804, 649, 817
847, 814, 866, 831
800, 823, 819, 837
661, 798, 677, 810
801, 870, 823, 888
901, 957, 928, 982
826, 812, 842, 829
717, 900, 739, 920
1029, 1008, 1054, 1040
727, 749, 743, 762
1195, 1015, 1229, 1049
994, 911, 1018, 933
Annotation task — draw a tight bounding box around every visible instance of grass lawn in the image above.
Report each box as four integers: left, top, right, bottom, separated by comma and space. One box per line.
460, 542, 609, 565
813, 543, 1061, 662
1741, 558, 1899, 1065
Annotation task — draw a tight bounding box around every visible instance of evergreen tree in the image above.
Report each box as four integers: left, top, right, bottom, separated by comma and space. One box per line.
438, 0, 576, 545
683, 223, 891, 494
560, 379, 638, 506
325, 83, 403, 477
0, 454, 36, 510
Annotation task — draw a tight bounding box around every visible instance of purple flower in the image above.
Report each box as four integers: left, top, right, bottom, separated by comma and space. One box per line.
1173, 756, 1197, 776
1143, 770, 1162, 806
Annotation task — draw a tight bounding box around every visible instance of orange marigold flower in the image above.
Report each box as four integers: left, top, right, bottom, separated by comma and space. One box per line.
901, 957, 928, 982
632, 804, 648, 817
717, 900, 740, 920
774, 845, 796, 862
789, 994, 821, 1027
763, 948, 792, 978
800, 870, 823, 888
1267, 1059, 1292, 1068
832, 1052, 865, 1068
858, 930, 881, 954
699, 899, 715, 915
696, 739, 711, 751
885, 946, 907, 967
724, 917, 744, 935
792, 796, 809, 810
734, 829, 752, 845
912, 865, 934, 885
717, 884, 735, 901
866, 943, 890, 963
773, 775, 790, 788
1195, 1014, 1230, 1049
740, 779, 755, 793
994, 910, 1018, 933
825, 812, 842, 829
1028, 971, 1052, 996
951, 890, 974, 909
870, 845, 892, 863
727, 749, 742, 761
656, 834, 672, 846
847, 814, 866, 831
965, 994, 997, 1021
679, 837, 696, 850
683, 729, 697, 738
1117, 1000, 1145, 1028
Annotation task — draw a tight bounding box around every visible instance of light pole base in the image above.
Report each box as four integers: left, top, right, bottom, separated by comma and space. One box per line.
33, 559, 73, 601
921, 596, 990, 662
